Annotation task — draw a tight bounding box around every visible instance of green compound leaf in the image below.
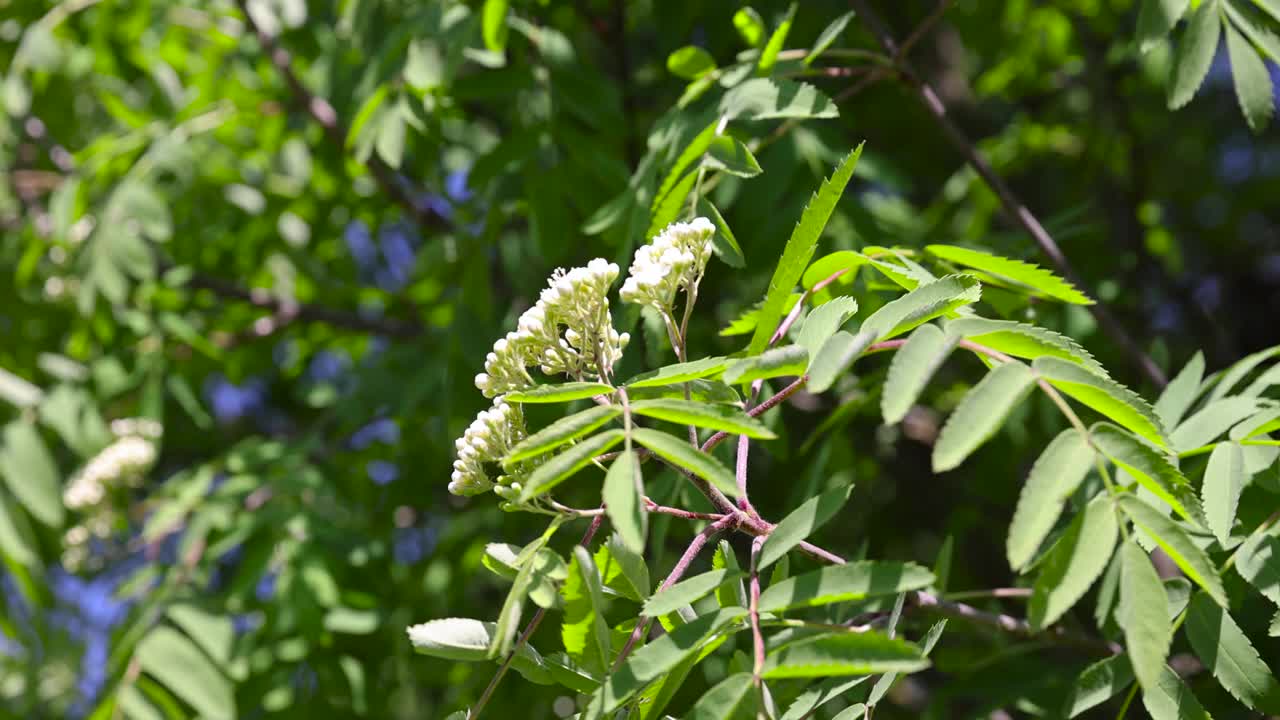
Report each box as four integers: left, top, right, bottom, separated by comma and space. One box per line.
758, 483, 853, 569
1202, 441, 1245, 545
505, 381, 615, 403
603, 452, 647, 556
703, 135, 762, 178
1167, 0, 1222, 109
862, 274, 982, 342
1142, 664, 1213, 720
758, 561, 935, 613
1007, 428, 1096, 571
1225, 21, 1275, 133
1117, 494, 1228, 608
1119, 540, 1173, 693
1062, 654, 1135, 718
804, 10, 857, 66
624, 356, 731, 388
747, 145, 862, 354
925, 245, 1092, 304
1028, 493, 1118, 630
630, 399, 775, 439
806, 329, 877, 394
1035, 357, 1170, 450
881, 323, 956, 425
562, 547, 613, 675
506, 406, 621, 463
1234, 520, 1280, 604
137, 626, 235, 720
1185, 592, 1280, 712
0, 420, 64, 527
947, 316, 1105, 375
685, 672, 755, 720
643, 569, 744, 617
519, 430, 625, 502
631, 428, 739, 498
932, 361, 1036, 473
1170, 396, 1263, 451
1090, 422, 1198, 523
720, 77, 839, 121
723, 345, 808, 385
1154, 351, 1206, 428
762, 632, 928, 679
797, 296, 859, 363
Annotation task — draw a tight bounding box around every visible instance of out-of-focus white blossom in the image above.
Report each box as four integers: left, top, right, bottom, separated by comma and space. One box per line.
448, 400, 529, 496
62, 420, 160, 510
475, 258, 629, 398
620, 217, 715, 312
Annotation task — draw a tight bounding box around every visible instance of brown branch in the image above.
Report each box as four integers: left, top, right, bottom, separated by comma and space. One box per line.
848, 0, 1167, 388
233, 0, 450, 234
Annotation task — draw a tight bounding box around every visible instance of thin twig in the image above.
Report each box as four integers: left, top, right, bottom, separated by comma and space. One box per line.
612, 515, 735, 669
847, 0, 1166, 388
471, 515, 605, 719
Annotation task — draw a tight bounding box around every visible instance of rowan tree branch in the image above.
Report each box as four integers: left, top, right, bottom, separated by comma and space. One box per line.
848, 0, 1167, 388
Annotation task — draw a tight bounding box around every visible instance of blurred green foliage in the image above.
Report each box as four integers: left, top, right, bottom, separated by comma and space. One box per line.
1, 0, 1279, 718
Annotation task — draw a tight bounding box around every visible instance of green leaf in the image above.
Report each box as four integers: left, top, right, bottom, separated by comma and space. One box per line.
758, 484, 853, 569
593, 541, 646, 608
1171, 396, 1263, 451
519, 431, 625, 502
482, 543, 521, 580
136, 626, 234, 720
802, 250, 867, 290
1120, 540, 1173, 692
1034, 357, 1170, 450
631, 428, 739, 497
932, 361, 1036, 473
1117, 494, 1228, 607
562, 547, 613, 675
505, 381, 614, 403
703, 135, 762, 177
588, 608, 746, 714
762, 632, 928, 678
1225, 22, 1275, 132
685, 673, 755, 719
881, 324, 955, 425
780, 677, 872, 720
1168, 0, 1222, 109
721, 78, 839, 121
1155, 351, 1206, 428
734, 7, 766, 47
1142, 665, 1212, 720
698, 197, 746, 268
1007, 428, 1096, 570
1028, 494, 1119, 630
1185, 592, 1280, 712
797, 296, 860, 362
806, 330, 877, 394
1091, 423, 1197, 522
947, 317, 1105, 374
747, 145, 862, 354
723, 345, 808, 385
625, 357, 731, 388
757, 3, 796, 74
862, 274, 983, 342
544, 652, 601, 694
167, 604, 234, 664
0, 421, 63, 527
925, 245, 1093, 305
667, 46, 717, 80
804, 10, 856, 66
1234, 520, 1279, 604
630, 399, 775, 439
1203, 442, 1245, 544
1206, 345, 1280, 404
481, 0, 509, 53
506, 406, 621, 463
1062, 654, 1136, 718
603, 452, 647, 556
647, 170, 699, 240
1138, 0, 1190, 52
758, 561, 935, 612
713, 540, 748, 608
0, 489, 38, 566
643, 569, 744, 617
1224, 0, 1280, 65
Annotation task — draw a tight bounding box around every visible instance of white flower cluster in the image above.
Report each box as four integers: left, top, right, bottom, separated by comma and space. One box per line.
449, 400, 527, 497
63, 420, 160, 510
620, 217, 716, 312
475, 258, 630, 398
